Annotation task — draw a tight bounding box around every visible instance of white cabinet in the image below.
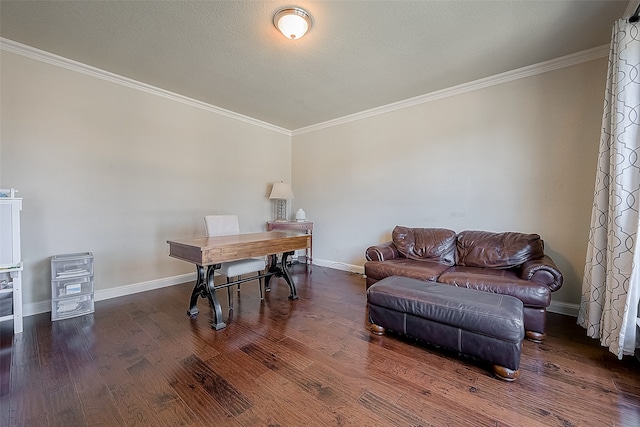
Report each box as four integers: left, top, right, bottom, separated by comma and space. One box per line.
51, 252, 94, 320
0, 190, 23, 334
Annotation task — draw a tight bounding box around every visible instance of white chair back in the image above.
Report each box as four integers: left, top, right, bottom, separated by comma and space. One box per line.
204, 215, 240, 237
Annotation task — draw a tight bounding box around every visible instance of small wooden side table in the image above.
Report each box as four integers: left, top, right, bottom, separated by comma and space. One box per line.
267, 221, 313, 266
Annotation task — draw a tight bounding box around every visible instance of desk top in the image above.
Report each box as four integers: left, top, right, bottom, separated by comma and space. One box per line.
167, 231, 310, 266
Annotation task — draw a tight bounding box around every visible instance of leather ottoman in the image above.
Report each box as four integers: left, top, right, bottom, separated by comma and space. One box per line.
367, 275, 525, 381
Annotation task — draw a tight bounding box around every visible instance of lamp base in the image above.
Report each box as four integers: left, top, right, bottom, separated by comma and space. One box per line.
273, 199, 288, 222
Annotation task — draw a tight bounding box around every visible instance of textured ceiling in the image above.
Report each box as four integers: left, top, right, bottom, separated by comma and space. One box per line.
0, 1, 633, 130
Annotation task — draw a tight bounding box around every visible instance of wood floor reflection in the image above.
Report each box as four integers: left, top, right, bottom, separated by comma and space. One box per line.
1, 264, 639, 426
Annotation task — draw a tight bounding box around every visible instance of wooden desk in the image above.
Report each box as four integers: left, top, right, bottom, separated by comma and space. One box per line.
267, 221, 313, 265
167, 231, 310, 330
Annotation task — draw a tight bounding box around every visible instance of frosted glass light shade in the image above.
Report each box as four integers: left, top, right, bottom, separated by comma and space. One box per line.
273, 7, 312, 40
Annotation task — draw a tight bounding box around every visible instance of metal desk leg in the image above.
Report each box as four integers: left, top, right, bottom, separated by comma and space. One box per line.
264, 255, 275, 292
187, 265, 206, 317
280, 251, 299, 300
187, 264, 226, 330
263, 252, 298, 300
206, 265, 226, 330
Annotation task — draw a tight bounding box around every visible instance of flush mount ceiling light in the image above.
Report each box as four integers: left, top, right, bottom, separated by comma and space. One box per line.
273, 7, 313, 40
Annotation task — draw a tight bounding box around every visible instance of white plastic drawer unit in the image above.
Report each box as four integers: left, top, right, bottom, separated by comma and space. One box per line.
51, 252, 94, 321
0, 197, 22, 269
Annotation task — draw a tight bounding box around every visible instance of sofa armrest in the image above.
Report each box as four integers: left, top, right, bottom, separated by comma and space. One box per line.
365, 241, 400, 261
520, 255, 563, 292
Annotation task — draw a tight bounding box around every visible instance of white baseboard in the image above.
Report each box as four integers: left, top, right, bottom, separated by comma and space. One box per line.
23, 301, 52, 317
314, 260, 580, 317
312, 258, 365, 275
315, 259, 580, 317
94, 272, 196, 302
23, 272, 196, 317
548, 301, 579, 317
22, 263, 580, 319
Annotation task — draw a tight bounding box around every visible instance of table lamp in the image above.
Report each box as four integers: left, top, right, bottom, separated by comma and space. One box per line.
269, 182, 294, 222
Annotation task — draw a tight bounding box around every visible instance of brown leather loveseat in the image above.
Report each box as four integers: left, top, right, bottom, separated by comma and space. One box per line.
364, 227, 563, 342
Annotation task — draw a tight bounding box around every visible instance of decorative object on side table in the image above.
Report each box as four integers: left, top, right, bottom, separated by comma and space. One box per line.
269, 181, 294, 222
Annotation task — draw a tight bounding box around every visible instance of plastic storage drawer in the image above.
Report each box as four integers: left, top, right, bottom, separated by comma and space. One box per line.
51, 294, 94, 321
53, 275, 93, 298
51, 252, 93, 279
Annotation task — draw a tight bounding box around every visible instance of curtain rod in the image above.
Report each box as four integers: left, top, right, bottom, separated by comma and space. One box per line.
630, 4, 640, 23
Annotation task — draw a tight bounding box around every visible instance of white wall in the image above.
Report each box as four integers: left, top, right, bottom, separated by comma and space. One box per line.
0, 45, 609, 316
291, 58, 607, 313
0, 50, 291, 312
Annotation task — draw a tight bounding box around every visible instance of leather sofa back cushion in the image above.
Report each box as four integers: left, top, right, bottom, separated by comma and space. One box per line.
457, 230, 544, 269
392, 226, 456, 265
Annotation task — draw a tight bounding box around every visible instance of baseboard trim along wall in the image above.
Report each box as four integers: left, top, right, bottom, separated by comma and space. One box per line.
313, 258, 365, 276
548, 300, 580, 318
94, 272, 196, 303
23, 272, 196, 317
22, 263, 579, 318
311, 258, 580, 317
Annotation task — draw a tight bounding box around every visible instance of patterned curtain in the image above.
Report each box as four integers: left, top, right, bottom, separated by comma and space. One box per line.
579, 19, 640, 359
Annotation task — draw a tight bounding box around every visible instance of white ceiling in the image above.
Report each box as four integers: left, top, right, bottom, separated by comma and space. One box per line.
0, 1, 634, 131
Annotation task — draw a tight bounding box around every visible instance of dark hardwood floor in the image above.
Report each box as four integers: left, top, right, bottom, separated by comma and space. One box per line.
1, 265, 639, 426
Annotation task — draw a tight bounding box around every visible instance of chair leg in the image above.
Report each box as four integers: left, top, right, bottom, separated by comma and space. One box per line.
226, 277, 233, 311
259, 277, 264, 300
237, 276, 241, 293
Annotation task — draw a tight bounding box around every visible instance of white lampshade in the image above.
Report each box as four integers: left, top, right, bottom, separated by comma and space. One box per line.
269, 182, 294, 200
273, 7, 313, 40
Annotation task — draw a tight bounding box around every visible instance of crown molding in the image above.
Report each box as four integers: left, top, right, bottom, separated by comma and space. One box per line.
1, 37, 609, 138
0, 38, 292, 136
292, 44, 610, 136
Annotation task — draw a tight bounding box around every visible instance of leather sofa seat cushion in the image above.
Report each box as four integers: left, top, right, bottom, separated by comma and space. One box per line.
392, 226, 456, 265
365, 259, 451, 283
456, 230, 545, 269
438, 266, 551, 307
